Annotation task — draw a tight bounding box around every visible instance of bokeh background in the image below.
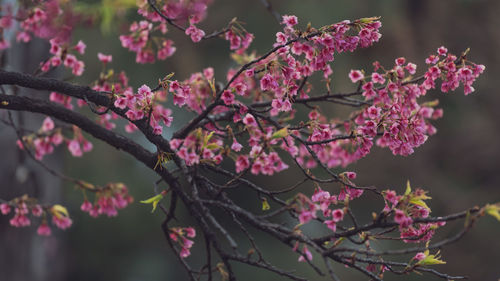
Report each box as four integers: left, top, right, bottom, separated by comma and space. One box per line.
1, 0, 500, 280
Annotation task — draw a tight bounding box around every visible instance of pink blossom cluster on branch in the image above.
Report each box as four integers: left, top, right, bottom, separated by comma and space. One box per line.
0, 0, 498, 280
1, 195, 72, 236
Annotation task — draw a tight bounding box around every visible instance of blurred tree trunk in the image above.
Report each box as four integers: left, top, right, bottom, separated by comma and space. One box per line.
0, 37, 68, 281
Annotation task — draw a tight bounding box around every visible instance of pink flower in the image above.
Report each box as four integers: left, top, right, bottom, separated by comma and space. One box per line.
185, 25, 205, 42
114, 97, 128, 109
221, 90, 235, 105
235, 155, 250, 173
37, 223, 52, 236
405, 63, 417, 74
74, 40, 86, 54
82, 140, 93, 152
72, 61, 85, 76
49, 39, 61, 55
395, 57, 406, 66
349, 70, 364, 83
384, 190, 398, 205
180, 247, 191, 258
298, 209, 316, 224
52, 215, 72, 230
185, 227, 196, 238
298, 246, 313, 262
16, 32, 30, 43
371, 72, 385, 84
394, 209, 412, 228
311, 188, 330, 203
231, 139, 243, 152
41, 117, 55, 132
32, 205, 43, 217
10, 214, 30, 227
98, 53, 112, 64
89, 206, 99, 217
325, 220, 336, 232
414, 252, 426, 261
437, 46, 448, 56
153, 125, 163, 135
80, 200, 92, 212
64, 55, 77, 67
242, 114, 257, 127
138, 84, 152, 97
260, 73, 277, 91
366, 106, 381, 120
345, 172, 357, 179
0, 203, 11, 215
282, 15, 298, 27
331, 209, 344, 222
68, 140, 82, 157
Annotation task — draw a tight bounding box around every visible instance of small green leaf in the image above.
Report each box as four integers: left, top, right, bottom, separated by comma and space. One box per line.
164, 72, 175, 81
485, 203, 500, 221
262, 198, 270, 211
51, 204, 69, 218
359, 16, 381, 24
205, 143, 220, 150
409, 198, 430, 210
404, 180, 412, 196
271, 127, 289, 139
417, 251, 446, 266
140, 194, 164, 213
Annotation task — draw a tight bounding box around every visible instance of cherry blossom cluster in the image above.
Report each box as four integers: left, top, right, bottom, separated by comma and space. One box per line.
423, 47, 485, 95
383, 182, 445, 243
15, 117, 62, 160
293, 242, 313, 262
40, 38, 86, 75
165, 67, 219, 113
186, 17, 383, 174
114, 83, 173, 135
169, 226, 196, 258
294, 191, 344, 231
223, 21, 254, 53
0, 1, 86, 74
80, 183, 133, 218
66, 126, 93, 157
170, 129, 223, 166
254, 17, 382, 115
137, 0, 212, 24
295, 48, 485, 174
234, 121, 289, 175
120, 0, 213, 63
0, 1, 76, 49
119, 20, 176, 64
0, 194, 72, 236
16, 117, 92, 160
0, 1, 493, 277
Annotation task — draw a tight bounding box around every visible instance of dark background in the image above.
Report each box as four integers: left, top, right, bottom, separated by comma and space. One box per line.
1, 0, 499, 280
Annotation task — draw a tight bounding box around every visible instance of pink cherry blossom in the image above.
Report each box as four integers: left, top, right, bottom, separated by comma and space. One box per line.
37, 223, 52, 236
98, 53, 112, 63
349, 70, 364, 83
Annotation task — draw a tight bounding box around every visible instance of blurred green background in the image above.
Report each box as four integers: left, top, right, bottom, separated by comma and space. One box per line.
1, 0, 500, 280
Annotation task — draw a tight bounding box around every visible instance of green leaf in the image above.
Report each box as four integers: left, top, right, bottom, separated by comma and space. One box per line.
417, 251, 446, 266
204, 131, 215, 146
271, 127, 289, 139
205, 143, 220, 150
51, 204, 69, 218
409, 198, 430, 210
404, 180, 412, 196
140, 194, 164, 213
262, 198, 270, 211
485, 204, 500, 221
